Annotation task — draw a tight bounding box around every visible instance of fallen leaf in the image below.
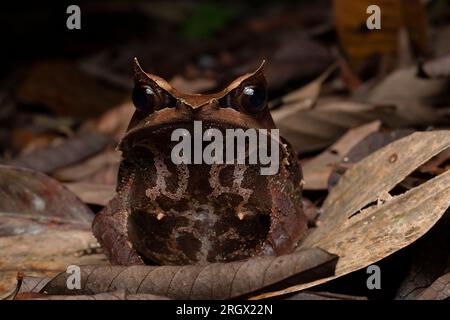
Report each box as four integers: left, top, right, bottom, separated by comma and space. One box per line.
85, 102, 135, 140
327, 128, 414, 189
252, 131, 450, 299
419, 54, 450, 79
317, 131, 450, 231
272, 99, 395, 154
53, 150, 120, 183
303, 120, 381, 190
417, 273, 450, 300
419, 148, 450, 175
284, 291, 367, 300
367, 66, 446, 127
23, 248, 337, 300
64, 182, 115, 206
396, 213, 450, 300
0, 165, 93, 229
302, 198, 320, 227
14, 283, 168, 300
17, 61, 128, 119
4, 131, 112, 174
0, 166, 107, 298
232, 31, 334, 91
269, 64, 336, 110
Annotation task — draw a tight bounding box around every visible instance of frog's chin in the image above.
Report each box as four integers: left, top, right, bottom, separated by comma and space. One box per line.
127, 195, 274, 265
120, 138, 282, 265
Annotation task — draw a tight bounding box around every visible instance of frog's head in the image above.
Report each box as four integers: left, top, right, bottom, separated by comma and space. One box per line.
117, 58, 305, 265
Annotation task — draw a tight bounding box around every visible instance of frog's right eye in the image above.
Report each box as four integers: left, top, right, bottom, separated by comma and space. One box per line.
132, 85, 157, 112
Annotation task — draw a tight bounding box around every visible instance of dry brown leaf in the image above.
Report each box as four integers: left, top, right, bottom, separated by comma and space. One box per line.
85, 102, 135, 140
420, 148, 450, 175
417, 273, 450, 300
285, 291, 367, 300
17, 61, 128, 119
269, 64, 336, 110
396, 213, 450, 300
17, 291, 170, 300
0, 165, 93, 228
53, 150, 120, 183
419, 54, 450, 79
272, 99, 395, 154
0, 166, 108, 298
327, 129, 414, 189
367, 66, 445, 127
317, 131, 450, 231
0, 230, 107, 299
5, 132, 112, 174
28, 248, 337, 300
64, 182, 115, 206
303, 120, 381, 190
14, 284, 169, 300
252, 131, 450, 299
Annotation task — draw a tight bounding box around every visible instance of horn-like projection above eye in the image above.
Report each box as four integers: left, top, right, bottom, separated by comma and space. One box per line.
218, 61, 268, 113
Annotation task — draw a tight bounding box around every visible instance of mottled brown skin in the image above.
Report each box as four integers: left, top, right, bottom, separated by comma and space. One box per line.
92, 59, 307, 265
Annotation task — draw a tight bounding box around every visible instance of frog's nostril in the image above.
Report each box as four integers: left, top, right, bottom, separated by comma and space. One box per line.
175, 100, 193, 111
195, 99, 220, 113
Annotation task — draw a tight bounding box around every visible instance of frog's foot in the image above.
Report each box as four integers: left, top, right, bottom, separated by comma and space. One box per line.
92, 195, 144, 265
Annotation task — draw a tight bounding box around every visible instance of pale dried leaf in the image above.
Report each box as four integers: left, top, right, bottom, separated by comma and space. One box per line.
270, 64, 336, 110
0, 166, 108, 298
303, 120, 381, 190
252, 131, 450, 299
53, 150, 120, 182
0, 230, 108, 299
272, 99, 395, 153
64, 182, 115, 206
317, 131, 450, 233
4, 132, 112, 174
368, 67, 444, 126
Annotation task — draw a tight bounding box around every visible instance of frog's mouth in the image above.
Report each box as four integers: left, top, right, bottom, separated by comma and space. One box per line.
118, 121, 297, 265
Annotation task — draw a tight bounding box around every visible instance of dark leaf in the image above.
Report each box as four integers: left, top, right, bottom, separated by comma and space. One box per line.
4, 131, 112, 174
35, 248, 337, 300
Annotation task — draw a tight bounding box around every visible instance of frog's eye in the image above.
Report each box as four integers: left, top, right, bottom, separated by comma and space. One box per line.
132, 85, 175, 112
238, 85, 267, 113
132, 85, 157, 112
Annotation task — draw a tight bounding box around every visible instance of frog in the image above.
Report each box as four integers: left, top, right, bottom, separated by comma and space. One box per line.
92, 58, 307, 266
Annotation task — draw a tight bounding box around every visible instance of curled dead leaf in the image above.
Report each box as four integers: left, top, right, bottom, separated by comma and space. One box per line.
28, 248, 337, 300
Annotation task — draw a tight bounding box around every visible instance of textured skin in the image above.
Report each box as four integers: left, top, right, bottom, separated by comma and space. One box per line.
92, 59, 307, 265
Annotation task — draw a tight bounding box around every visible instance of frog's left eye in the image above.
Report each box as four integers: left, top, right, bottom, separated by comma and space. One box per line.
132, 85, 157, 112
238, 85, 267, 113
